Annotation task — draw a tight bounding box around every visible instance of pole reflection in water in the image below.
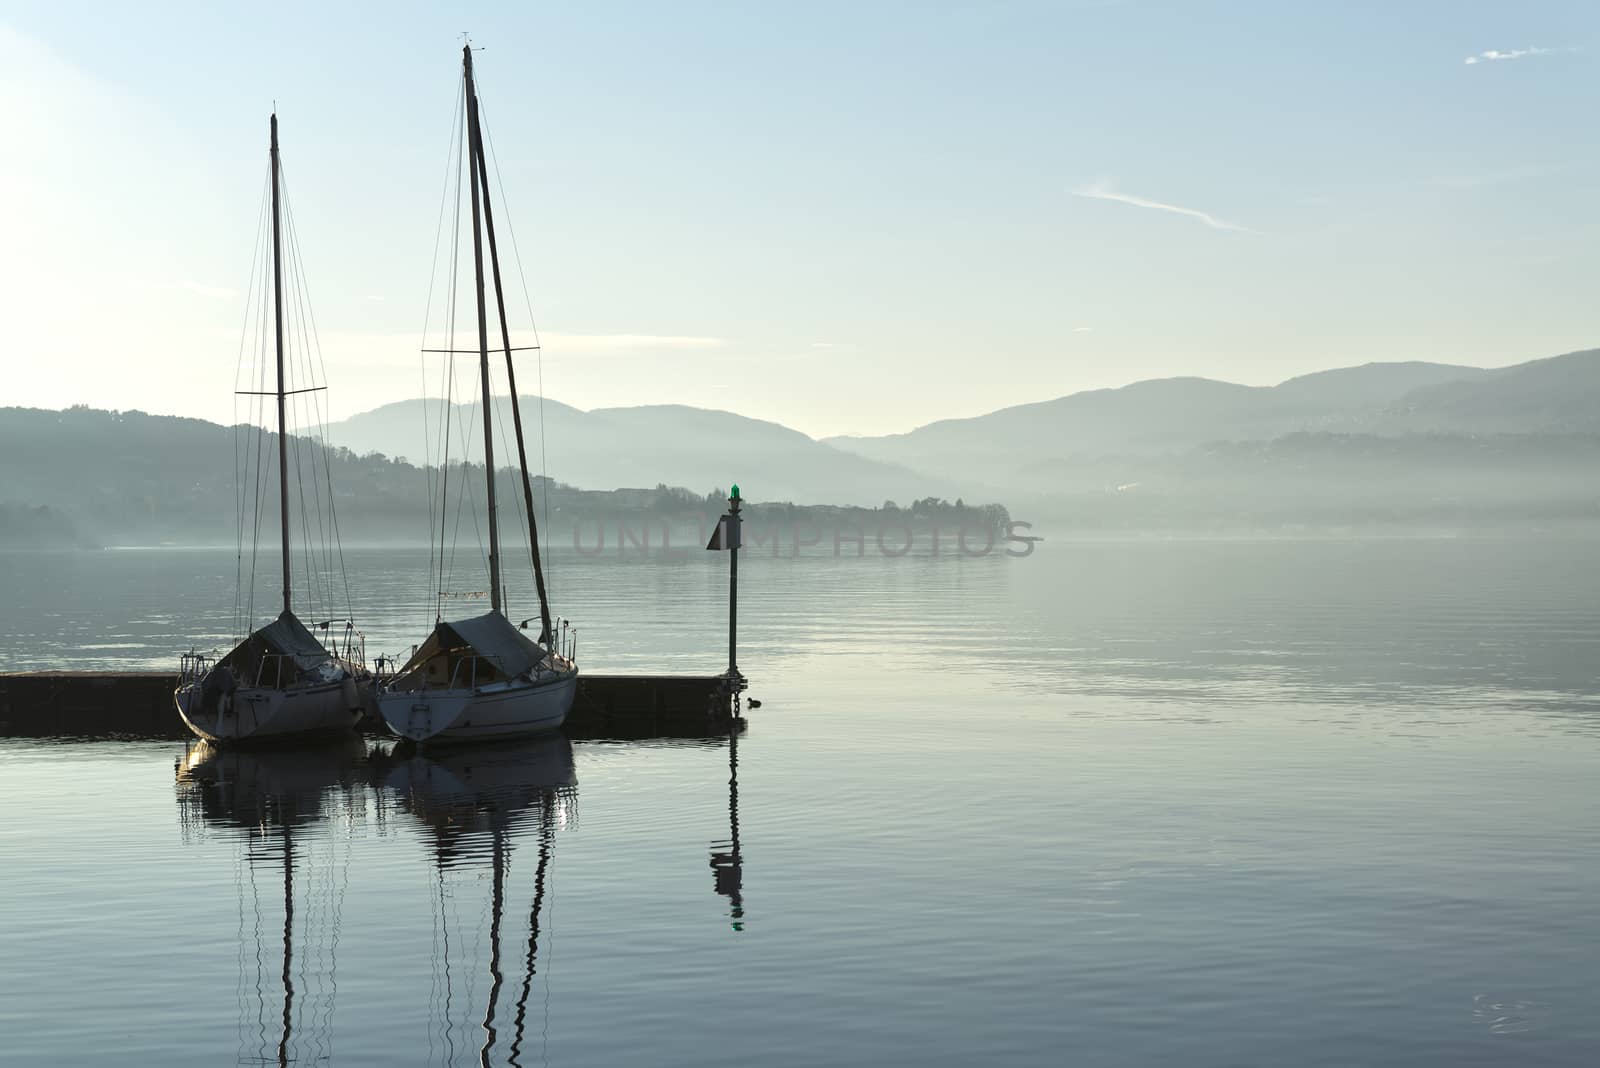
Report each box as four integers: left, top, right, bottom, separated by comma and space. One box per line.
709, 728, 745, 931
379, 737, 577, 1068
175, 736, 369, 1068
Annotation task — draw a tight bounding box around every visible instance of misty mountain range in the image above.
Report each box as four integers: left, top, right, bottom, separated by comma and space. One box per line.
0, 406, 1006, 548
2, 347, 1597, 546
323, 397, 941, 507
326, 348, 1600, 504
828, 348, 1600, 489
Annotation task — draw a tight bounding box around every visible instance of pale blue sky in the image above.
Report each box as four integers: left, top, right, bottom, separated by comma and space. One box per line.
2, 1, 1597, 436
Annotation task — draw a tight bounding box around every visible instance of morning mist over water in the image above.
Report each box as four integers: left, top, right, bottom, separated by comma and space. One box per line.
6, 346, 1600, 550
4, 3, 1600, 1065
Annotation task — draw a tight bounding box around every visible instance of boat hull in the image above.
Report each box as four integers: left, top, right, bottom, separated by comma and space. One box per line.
175, 675, 361, 744
377, 670, 577, 743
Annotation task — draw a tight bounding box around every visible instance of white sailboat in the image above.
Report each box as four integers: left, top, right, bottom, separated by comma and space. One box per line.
377, 45, 577, 744
175, 113, 367, 744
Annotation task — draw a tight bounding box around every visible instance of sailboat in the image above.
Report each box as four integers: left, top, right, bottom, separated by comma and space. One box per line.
175, 114, 368, 744
376, 46, 577, 743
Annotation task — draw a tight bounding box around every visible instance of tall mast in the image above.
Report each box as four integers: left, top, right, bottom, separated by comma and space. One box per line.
469, 85, 555, 645
463, 46, 502, 614
270, 114, 292, 617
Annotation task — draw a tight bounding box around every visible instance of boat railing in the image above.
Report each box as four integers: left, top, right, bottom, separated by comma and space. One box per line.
316, 619, 367, 672
178, 651, 215, 686
381, 663, 426, 692
518, 616, 578, 664
340, 628, 367, 672
375, 646, 429, 692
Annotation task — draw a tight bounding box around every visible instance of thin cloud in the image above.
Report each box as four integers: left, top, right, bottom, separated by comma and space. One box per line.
1072, 326, 1094, 333
175, 281, 238, 300
544, 333, 726, 353
1071, 181, 1255, 233
1464, 47, 1560, 65
422, 331, 730, 354
277, 330, 729, 370
1430, 166, 1547, 190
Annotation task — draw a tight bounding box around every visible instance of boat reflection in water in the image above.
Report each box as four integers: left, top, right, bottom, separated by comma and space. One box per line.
173, 733, 739, 1064
175, 736, 371, 1068
381, 737, 577, 1067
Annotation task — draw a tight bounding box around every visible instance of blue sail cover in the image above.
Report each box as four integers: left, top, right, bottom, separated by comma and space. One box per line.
250, 611, 334, 669
213, 610, 333, 684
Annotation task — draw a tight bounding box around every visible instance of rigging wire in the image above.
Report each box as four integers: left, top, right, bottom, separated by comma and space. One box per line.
417, 56, 547, 626
446, 381, 491, 608
477, 90, 556, 608
438, 85, 468, 618
280, 161, 355, 625
278, 215, 322, 625
420, 76, 466, 633
437, 65, 492, 615
233, 169, 271, 640
276, 161, 322, 624
230, 130, 366, 643
246, 205, 276, 630
280, 186, 327, 618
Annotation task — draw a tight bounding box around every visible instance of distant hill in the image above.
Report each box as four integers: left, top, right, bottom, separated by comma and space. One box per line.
325, 396, 939, 507
1372, 350, 1600, 434
0, 406, 999, 547
1271, 360, 1488, 410
825, 351, 1600, 490
6, 348, 1600, 545
0, 406, 423, 546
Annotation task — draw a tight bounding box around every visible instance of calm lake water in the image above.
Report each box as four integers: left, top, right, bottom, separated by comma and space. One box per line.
2, 536, 1598, 1066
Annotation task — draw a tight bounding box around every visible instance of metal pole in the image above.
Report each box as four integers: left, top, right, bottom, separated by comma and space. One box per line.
270, 114, 291, 616
728, 492, 740, 679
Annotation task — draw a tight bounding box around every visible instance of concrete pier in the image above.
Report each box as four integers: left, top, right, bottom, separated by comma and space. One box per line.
0, 671, 747, 741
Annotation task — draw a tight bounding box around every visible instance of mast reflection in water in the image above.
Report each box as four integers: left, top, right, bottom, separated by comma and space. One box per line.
381, 737, 577, 1068
175, 737, 369, 1067
172, 733, 747, 1064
